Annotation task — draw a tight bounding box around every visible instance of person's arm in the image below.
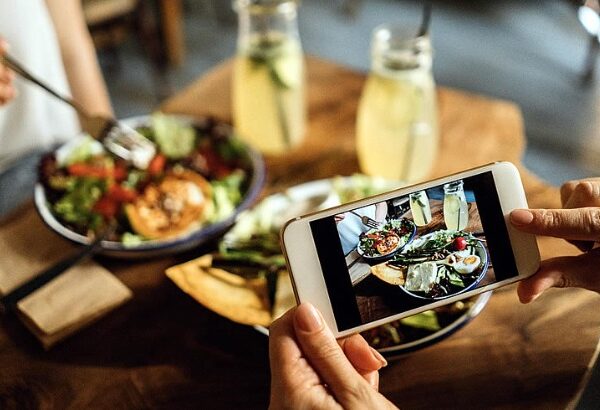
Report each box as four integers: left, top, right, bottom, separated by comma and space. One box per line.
0, 39, 16, 106
45, 0, 113, 119
510, 178, 600, 303
374, 201, 388, 223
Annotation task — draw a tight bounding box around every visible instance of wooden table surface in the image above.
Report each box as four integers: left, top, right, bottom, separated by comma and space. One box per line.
1, 57, 599, 409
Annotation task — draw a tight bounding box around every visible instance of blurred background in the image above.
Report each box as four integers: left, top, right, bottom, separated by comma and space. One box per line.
88, 0, 599, 186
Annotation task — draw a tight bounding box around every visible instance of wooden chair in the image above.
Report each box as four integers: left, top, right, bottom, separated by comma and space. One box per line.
83, 0, 172, 99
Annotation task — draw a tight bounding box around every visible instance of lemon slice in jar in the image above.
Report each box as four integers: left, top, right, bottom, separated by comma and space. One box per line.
271, 42, 303, 89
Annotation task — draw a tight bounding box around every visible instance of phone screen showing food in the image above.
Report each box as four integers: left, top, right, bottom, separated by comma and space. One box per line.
309, 171, 518, 331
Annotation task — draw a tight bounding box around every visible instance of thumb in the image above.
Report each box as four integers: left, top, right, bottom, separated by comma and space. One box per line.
339, 334, 387, 390
293, 303, 371, 404
517, 251, 600, 303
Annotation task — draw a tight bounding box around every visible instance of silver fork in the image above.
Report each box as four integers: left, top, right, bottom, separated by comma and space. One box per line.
0, 53, 156, 169
350, 211, 381, 229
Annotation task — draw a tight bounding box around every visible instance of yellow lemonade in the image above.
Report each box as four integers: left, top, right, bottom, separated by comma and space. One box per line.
233, 35, 306, 154
443, 193, 468, 230
356, 67, 438, 182
409, 190, 432, 226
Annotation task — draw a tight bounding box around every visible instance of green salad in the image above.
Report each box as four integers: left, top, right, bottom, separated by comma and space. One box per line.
39, 113, 253, 244
391, 230, 487, 299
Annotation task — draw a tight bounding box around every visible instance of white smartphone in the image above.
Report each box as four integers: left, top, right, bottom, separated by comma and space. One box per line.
281, 162, 540, 338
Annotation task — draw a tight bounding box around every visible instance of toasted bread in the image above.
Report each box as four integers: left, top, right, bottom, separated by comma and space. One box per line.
371, 262, 406, 285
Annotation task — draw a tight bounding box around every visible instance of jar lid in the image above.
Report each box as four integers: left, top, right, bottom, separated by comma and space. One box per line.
233, 0, 299, 12
443, 180, 464, 193
372, 24, 431, 53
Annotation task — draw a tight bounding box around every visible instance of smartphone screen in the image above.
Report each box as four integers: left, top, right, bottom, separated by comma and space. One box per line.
309, 171, 518, 332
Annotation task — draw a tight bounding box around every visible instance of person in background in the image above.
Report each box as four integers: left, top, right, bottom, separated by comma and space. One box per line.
0, 0, 112, 218
269, 178, 600, 409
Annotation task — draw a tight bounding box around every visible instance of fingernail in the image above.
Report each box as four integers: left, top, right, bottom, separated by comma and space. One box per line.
295, 303, 323, 332
510, 209, 534, 226
521, 292, 540, 304
370, 346, 388, 367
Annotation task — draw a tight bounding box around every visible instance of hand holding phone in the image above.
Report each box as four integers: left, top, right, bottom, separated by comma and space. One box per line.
511, 177, 600, 303
281, 162, 540, 338
269, 303, 396, 409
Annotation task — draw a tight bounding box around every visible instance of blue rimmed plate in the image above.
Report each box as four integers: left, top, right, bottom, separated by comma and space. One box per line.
398, 231, 490, 301
356, 218, 417, 263
34, 115, 266, 258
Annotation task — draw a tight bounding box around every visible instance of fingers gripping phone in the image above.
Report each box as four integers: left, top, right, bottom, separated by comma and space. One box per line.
281, 162, 540, 338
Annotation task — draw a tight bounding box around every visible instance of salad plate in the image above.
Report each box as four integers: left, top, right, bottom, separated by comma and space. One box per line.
356, 218, 416, 262
391, 230, 490, 300
35, 114, 266, 258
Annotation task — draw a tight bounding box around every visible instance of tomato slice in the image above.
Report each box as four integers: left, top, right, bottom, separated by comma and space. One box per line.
113, 163, 127, 181
147, 154, 166, 176
108, 184, 137, 202
93, 196, 118, 219
67, 163, 126, 180
199, 147, 232, 179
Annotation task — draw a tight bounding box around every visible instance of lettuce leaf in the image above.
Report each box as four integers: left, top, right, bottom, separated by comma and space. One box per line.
53, 178, 105, 229
151, 113, 196, 159
400, 310, 441, 332
206, 171, 246, 223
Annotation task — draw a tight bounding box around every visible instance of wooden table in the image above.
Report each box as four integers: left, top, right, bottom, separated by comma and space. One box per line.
1, 57, 598, 409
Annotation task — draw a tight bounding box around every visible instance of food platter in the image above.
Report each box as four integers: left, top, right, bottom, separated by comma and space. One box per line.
387, 230, 490, 300
35, 114, 265, 258
166, 176, 492, 356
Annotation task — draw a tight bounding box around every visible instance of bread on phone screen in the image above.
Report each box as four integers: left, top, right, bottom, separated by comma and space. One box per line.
371, 262, 406, 285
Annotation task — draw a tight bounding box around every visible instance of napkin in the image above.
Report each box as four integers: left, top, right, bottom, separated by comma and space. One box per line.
0, 208, 132, 349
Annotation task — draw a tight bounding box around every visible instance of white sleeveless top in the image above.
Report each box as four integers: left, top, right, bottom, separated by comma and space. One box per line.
0, 0, 80, 172
337, 206, 378, 255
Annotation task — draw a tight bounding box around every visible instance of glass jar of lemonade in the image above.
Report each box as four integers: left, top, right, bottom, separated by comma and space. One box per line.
409, 190, 432, 226
356, 24, 439, 182
233, 0, 306, 154
443, 180, 469, 231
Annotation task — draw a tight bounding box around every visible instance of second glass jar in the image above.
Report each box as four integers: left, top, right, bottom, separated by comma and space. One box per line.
443, 180, 469, 230
356, 24, 439, 182
232, 0, 306, 154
